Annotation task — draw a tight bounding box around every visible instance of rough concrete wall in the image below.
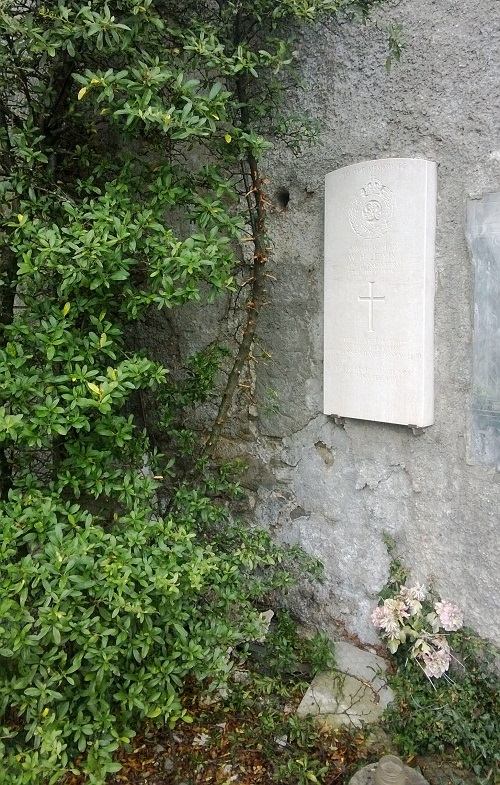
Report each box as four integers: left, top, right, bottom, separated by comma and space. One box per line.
235, 0, 500, 645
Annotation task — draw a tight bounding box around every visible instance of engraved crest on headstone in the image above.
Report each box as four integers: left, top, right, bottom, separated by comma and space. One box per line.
349, 179, 395, 239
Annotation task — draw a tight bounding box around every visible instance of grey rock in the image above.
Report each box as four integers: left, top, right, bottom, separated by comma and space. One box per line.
296, 641, 393, 729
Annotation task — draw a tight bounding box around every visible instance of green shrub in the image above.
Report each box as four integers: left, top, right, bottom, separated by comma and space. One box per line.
0, 1, 394, 781
0, 478, 312, 783
385, 632, 499, 777
376, 553, 500, 777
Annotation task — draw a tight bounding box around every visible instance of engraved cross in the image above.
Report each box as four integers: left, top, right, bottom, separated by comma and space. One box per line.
358, 281, 385, 332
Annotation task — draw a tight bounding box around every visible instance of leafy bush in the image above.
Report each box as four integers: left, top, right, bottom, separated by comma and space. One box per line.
384, 631, 500, 778
0, 1, 393, 781
0, 478, 315, 783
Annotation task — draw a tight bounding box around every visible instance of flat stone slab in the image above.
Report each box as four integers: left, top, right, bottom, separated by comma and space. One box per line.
296, 641, 394, 729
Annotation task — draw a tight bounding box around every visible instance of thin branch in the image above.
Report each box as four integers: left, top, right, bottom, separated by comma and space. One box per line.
203, 44, 269, 454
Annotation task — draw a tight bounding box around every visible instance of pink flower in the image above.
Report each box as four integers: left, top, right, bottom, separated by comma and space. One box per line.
421, 643, 451, 679
371, 605, 387, 629
372, 598, 409, 641
434, 601, 463, 632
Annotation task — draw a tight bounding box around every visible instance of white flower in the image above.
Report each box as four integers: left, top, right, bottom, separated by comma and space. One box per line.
374, 586, 462, 681
386, 597, 410, 622
400, 584, 426, 602
409, 583, 426, 601
383, 618, 401, 637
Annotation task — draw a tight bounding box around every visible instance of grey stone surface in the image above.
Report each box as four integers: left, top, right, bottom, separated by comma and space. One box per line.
296, 641, 393, 728
149, 0, 500, 648
249, 0, 500, 647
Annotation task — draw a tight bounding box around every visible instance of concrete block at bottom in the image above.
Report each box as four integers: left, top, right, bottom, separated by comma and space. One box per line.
349, 757, 429, 785
296, 642, 394, 729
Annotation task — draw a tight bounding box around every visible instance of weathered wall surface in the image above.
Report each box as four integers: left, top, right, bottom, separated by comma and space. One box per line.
230, 0, 500, 646
160, 0, 500, 647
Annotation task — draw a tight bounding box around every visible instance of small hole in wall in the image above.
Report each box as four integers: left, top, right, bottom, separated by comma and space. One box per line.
275, 187, 290, 209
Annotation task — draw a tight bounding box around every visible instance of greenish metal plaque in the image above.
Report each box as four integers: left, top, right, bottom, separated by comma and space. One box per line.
467, 192, 500, 465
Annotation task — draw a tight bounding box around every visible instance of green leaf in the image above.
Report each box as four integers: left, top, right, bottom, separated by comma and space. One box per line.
109, 269, 129, 281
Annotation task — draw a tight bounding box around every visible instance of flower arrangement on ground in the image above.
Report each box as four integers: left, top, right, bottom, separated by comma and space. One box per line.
372, 584, 463, 680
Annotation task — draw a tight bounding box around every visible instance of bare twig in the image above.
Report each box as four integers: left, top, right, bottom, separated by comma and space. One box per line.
203, 37, 270, 454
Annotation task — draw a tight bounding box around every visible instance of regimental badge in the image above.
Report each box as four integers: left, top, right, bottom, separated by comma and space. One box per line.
349, 179, 396, 239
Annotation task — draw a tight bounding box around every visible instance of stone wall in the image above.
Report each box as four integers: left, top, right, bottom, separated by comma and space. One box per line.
162, 0, 500, 646
245, 0, 500, 646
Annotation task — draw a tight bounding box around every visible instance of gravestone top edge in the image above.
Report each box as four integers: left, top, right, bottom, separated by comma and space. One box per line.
325, 158, 437, 180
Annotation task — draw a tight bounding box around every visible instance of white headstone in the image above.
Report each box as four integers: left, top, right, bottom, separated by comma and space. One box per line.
324, 158, 436, 427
